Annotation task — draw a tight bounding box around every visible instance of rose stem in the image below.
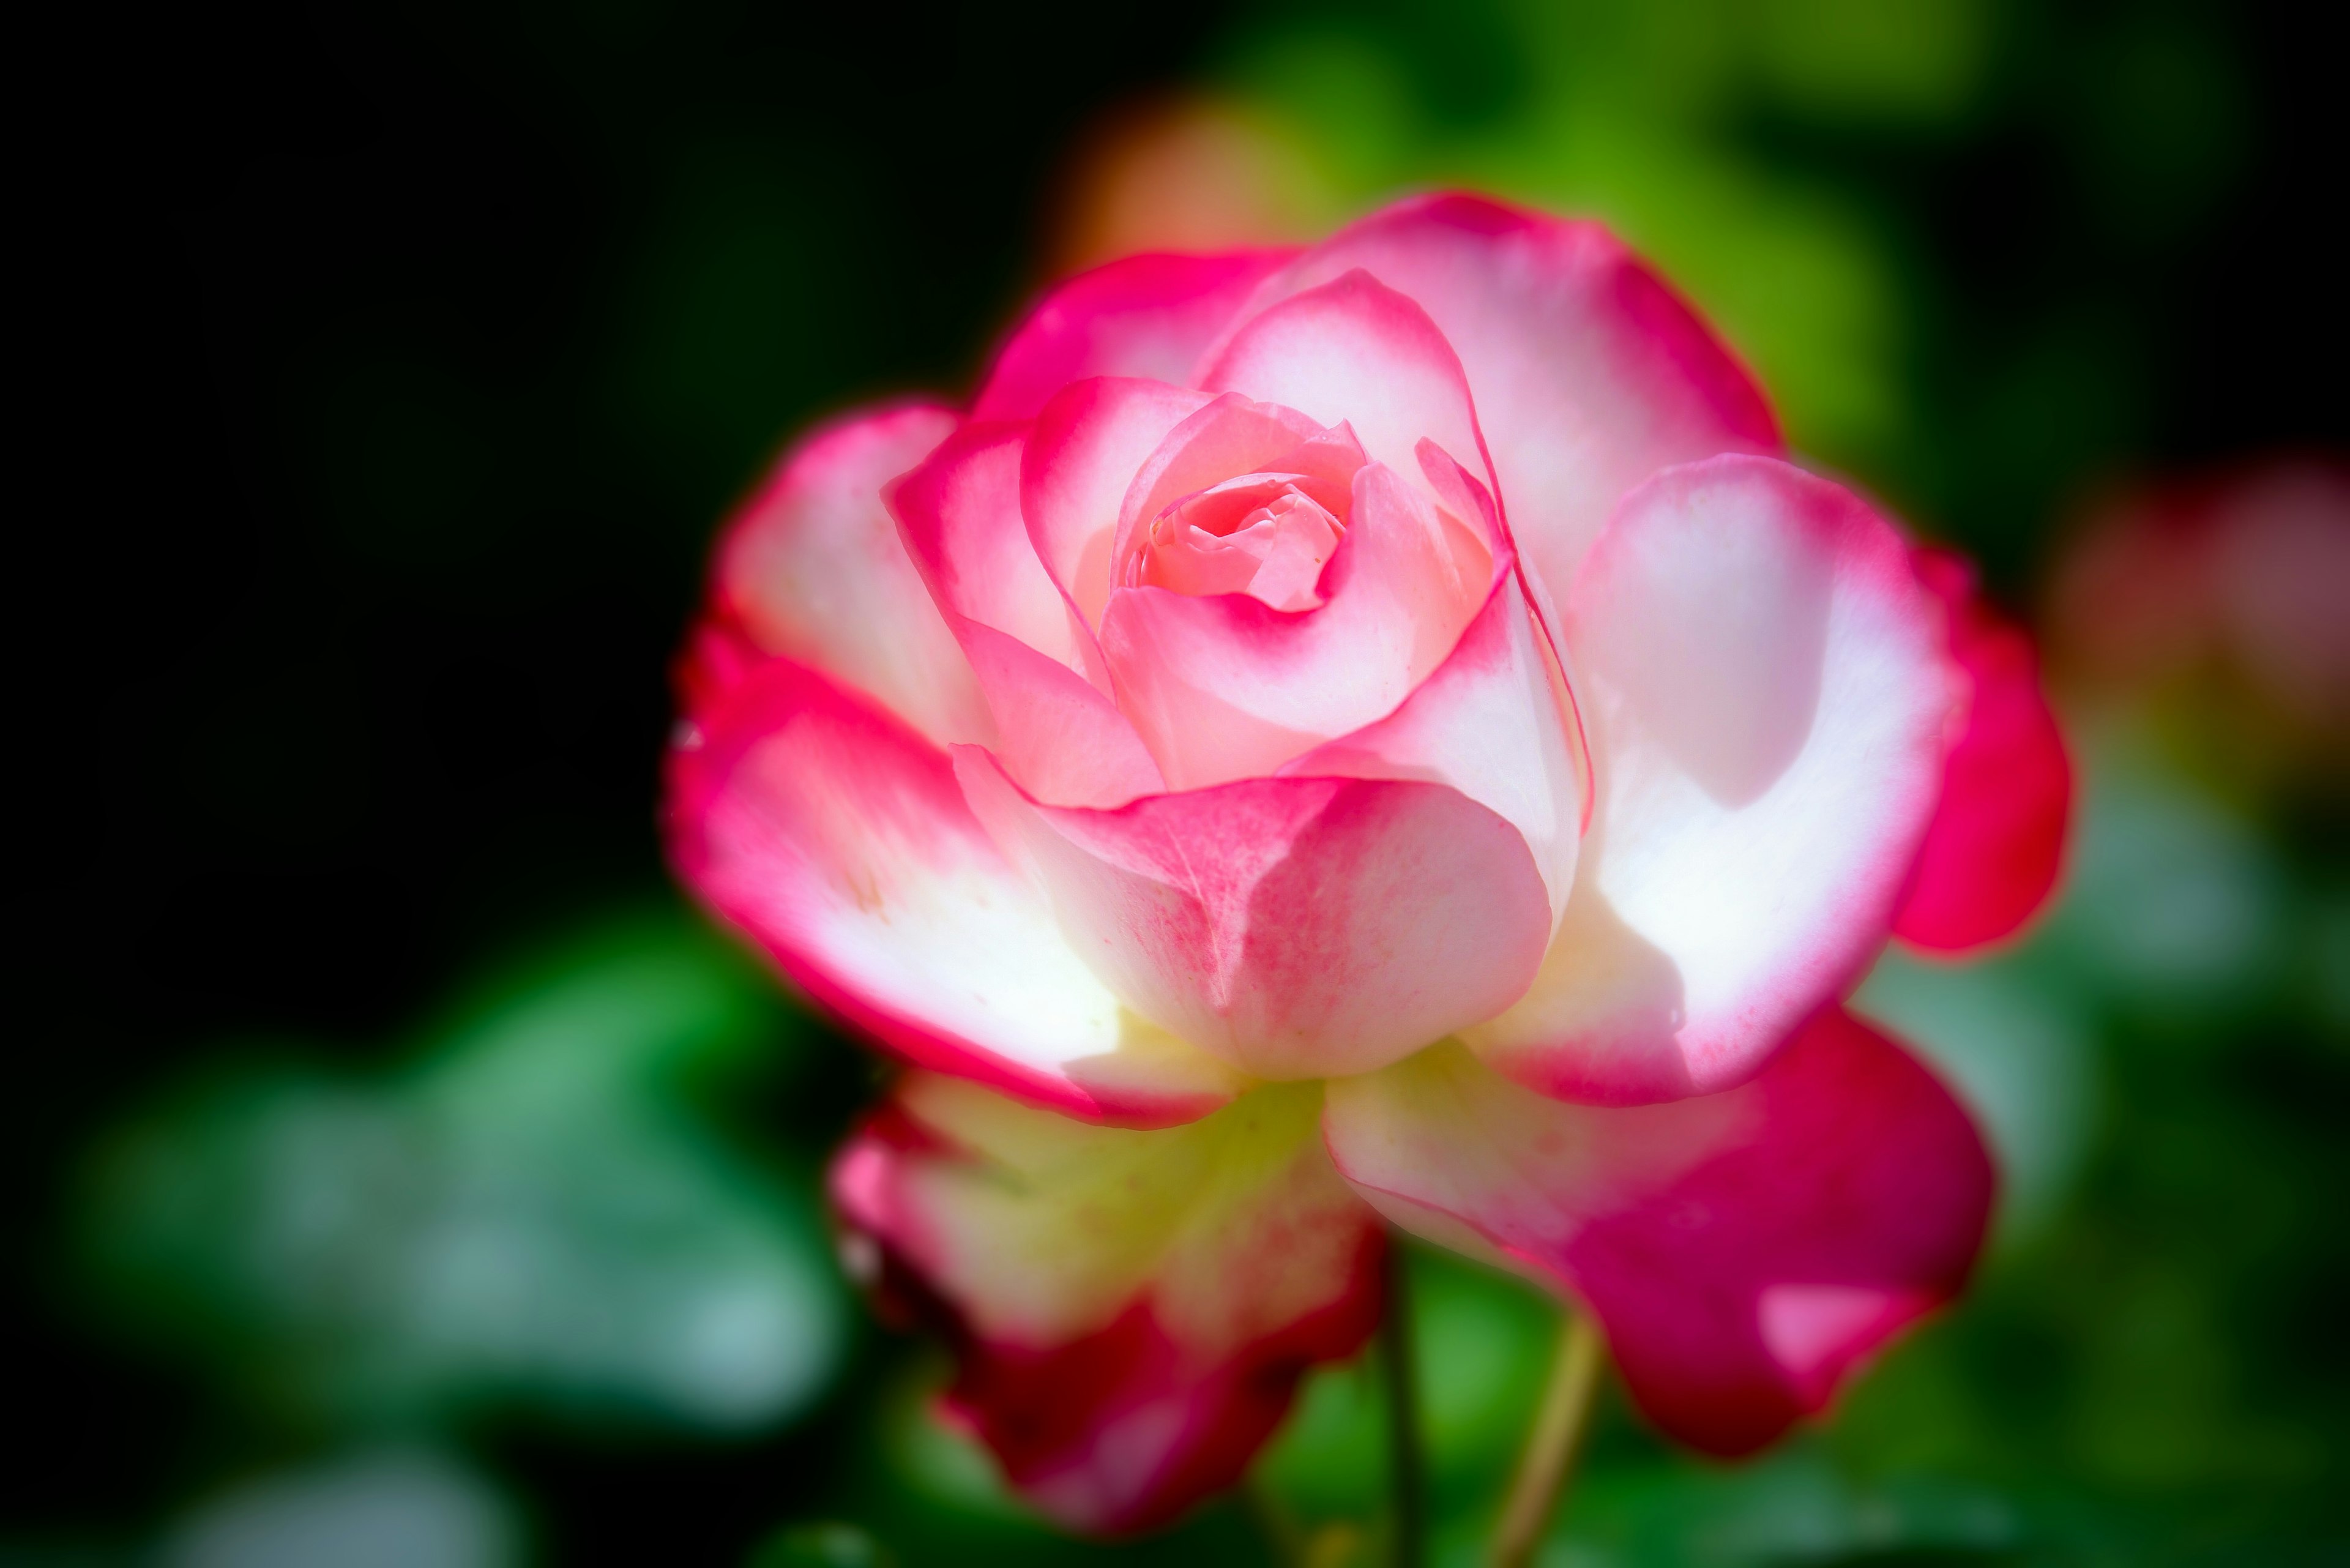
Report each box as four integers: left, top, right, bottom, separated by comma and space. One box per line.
1380, 1238, 1427, 1568
1486, 1308, 1606, 1568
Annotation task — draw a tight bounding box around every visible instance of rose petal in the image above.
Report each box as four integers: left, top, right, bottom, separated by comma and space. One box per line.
890, 423, 1166, 806
1322, 1007, 1993, 1455
1281, 556, 1586, 927
890, 422, 1099, 680
1200, 267, 1494, 514
954, 749, 1553, 1081
1895, 549, 2073, 952
1107, 393, 1340, 585
1218, 193, 1781, 608
666, 655, 1244, 1125
1464, 456, 1951, 1103
833, 1076, 1382, 1533
975, 248, 1302, 422
1024, 378, 1216, 629
1135, 482, 1345, 608
708, 402, 986, 744
1100, 461, 1491, 789
673, 614, 773, 722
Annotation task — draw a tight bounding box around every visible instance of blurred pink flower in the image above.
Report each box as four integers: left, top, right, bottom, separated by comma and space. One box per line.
2050, 459, 2350, 745
664, 194, 2067, 1533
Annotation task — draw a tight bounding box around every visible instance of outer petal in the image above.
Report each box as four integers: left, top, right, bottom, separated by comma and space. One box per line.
1100, 461, 1488, 789
974, 248, 1302, 421
708, 403, 987, 745
954, 750, 1553, 1082
1323, 1009, 1993, 1455
890, 424, 1166, 807
1215, 193, 1781, 607
1465, 456, 1952, 1103
1895, 550, 2073, 952
665, 655, 1244, 1125
833, 1077, 1382, 1534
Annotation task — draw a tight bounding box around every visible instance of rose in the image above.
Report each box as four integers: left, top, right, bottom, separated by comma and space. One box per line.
665, 194, 2068, 1533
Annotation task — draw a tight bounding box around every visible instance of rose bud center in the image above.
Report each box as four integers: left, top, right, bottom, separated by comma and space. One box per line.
1130, 471, 1351, 611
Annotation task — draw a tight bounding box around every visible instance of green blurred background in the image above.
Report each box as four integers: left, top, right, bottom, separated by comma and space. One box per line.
11, 0, 2344, 1563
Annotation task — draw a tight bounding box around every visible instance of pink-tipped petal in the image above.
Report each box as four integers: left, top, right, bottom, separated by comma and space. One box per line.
710, 403, 987, 744
1895, 550, 2073, 952
955, 749, 1553, 1082
1025, 378, 1216, 629
891, 424, 1097, 679
674, 615, 770, 721
950, 620, 1169, 808
891, 422, 1166, 807
1282, 554, 1586, 927
975, 249, 1302, 422
834, 1077, 1382, 1534
1322, 1008, 1993, 1455
1201, 267, 1493, 512
1219, 193, 1781, 607
666, 655, 1244, 1125
1466, 456, 1951, 1103
1279, 444, 1587, 919
1101, 461, 1491, 789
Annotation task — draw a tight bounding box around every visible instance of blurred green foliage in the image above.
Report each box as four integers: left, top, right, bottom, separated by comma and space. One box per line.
81, 911, 847, 1439
60, 911, 852, 1564
157, 1450, 523, 1568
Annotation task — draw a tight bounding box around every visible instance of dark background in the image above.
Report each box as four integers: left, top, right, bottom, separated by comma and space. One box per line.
11, 0, 2345, 1561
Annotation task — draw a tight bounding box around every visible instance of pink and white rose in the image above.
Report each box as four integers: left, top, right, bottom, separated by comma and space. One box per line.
665, 193, 2068, 1532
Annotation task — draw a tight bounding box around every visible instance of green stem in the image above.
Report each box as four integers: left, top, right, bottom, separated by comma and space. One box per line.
1380, 1239, 1427, 1568
1485, 1308, 1605, 1568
